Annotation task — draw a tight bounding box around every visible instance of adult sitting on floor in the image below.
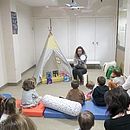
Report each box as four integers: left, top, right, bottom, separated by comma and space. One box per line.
0, 114, 37, 130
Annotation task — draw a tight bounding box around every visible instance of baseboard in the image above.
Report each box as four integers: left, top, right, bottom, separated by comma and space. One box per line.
0, 65, 36, 90
7, 80, 22, 86
21, 64, 36, 76
0, 80, 22, 90
87, 64, 101, 69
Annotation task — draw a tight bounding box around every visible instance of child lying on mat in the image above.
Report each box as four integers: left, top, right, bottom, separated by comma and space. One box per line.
92, 76, 109, 106
75, 110, 95, 130
66, 80, 85, 105
21, 78, 41, 108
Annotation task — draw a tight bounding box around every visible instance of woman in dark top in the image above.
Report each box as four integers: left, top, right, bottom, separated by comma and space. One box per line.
104, 87, 130, 130
73, 46, 87, 85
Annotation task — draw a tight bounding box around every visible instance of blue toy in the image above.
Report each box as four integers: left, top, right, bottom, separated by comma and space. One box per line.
64, 74, 70, 82
46, 72, 52, 84
47, 77, 52, 84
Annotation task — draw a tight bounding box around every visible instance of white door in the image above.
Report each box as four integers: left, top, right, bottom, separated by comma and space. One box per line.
77, 17, 95, 61
52, 18, 69, 58
95, 18, 116, 64
34, 19, 50, 63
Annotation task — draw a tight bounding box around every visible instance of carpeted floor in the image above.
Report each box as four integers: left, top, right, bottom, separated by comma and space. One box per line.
0, 68, 106, 130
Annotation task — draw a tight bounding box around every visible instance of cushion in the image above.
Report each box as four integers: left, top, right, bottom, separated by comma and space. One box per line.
42, 95, 82, 116
44, 100, 109, 120
16, 100, 45, 117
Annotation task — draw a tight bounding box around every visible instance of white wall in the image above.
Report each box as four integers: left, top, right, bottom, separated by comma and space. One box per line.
118, 11, 127, 47
124, 0, 130, 76
0, 0, 21, 83
0, 0, 35, 86
16, 1, 35, 73
0, 11, 7, 87
32, 5, 117, 63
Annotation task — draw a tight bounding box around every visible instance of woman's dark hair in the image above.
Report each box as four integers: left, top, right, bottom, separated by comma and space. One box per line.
112, 69, 122, 77
97, 76, 106, 86
22, 78, 35, 91
0, 114, 37, 130
1, 97, 16, 115
104, 87, 130, 117
75, 46, 85, 58
0, 96, 5, 118
78, 110, 95, 130
71, 80, 79, 89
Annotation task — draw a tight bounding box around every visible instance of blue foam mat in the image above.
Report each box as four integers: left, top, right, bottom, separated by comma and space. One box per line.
44, 108, 77, 119
44, 101, 109, 120
0, 93, 12, 99
82, 101, 109, 120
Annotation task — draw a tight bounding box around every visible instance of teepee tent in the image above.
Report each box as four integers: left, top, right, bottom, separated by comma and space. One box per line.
34, 32, 72, 84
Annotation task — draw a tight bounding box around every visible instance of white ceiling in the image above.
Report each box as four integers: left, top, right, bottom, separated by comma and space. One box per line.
17, 0, 116, 7
17, 0, 118, 16
17, 0, 58, 7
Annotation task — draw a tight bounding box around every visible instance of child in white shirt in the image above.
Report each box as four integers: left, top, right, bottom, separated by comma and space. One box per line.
122, 75, 130, 96
108, 69, 125, 89
21, 78, 41, 108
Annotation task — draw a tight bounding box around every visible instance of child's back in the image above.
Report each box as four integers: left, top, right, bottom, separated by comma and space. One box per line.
21, 78, 41, 108
22, 89, 40, 107
92, 76, 109, 106
66, 80, 85, 105
66, 88, 85, 105
92, 85, 108, 106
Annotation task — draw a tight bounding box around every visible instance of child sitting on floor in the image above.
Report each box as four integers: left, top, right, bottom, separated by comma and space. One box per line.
21, 78, 41, 108
85, 81, 95, 100
92, 76, 109, 106
75, 110, 95, 130
66, 80, 85, 105
108, 69, 125, 89
0, 97, 16, 123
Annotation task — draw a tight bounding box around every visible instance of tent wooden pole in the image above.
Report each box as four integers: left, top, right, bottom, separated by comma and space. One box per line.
49, 18, 52, 33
